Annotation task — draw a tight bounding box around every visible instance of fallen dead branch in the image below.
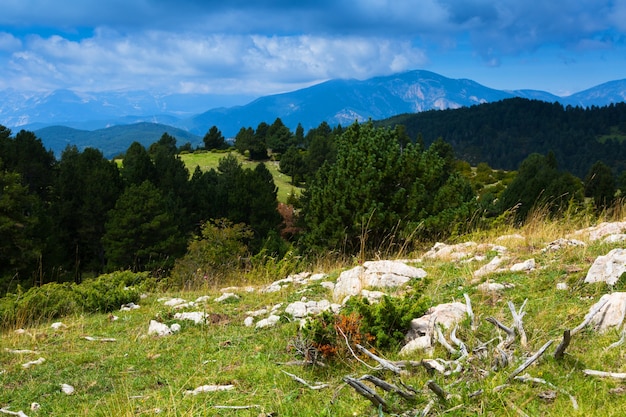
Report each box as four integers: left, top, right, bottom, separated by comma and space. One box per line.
508, 300, 528, 348
571, 297, 609, 336
343, 376, 389, 412
212, 405, 261, 410
553, 330, 571, 360
426, 380, 449, 403
583, 369, 626, 379
355, 344, 404, 375
281, 370, 329, 390
464, 293, 476, 331
0, 409, 28, 417
486, 317, 516, 349
359, 374, 415, 400
508, 340, 553, 382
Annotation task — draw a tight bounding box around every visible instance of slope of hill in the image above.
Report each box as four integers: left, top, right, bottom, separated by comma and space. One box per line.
2, 219, 626, 415
35, 122, 202, 158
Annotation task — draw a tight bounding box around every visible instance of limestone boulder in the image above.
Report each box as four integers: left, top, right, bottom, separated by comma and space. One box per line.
333, 260, 426, 302
401, 302, 467, 356
510, 258, 536, 272
584, 248, 626, 286
589, 292, 626, 332
572, 221, 626, 241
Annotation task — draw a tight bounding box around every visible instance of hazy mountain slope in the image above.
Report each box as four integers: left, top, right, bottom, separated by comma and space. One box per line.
35, 122, 202, 158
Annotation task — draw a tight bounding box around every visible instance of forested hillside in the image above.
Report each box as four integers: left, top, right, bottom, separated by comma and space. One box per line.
2, 104, 626, 295
380, 98, 626, 178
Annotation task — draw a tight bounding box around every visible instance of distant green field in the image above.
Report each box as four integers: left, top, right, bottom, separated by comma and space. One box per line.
179, 151, 301, 203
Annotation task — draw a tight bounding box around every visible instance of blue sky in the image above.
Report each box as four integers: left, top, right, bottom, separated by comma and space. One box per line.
1, 0, 625, 101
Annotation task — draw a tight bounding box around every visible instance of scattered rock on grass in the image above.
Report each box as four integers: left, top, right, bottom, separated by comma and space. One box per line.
148, 320, 172, 337
22, 357, 46, 369
255, 315, 280, 329
584, 248, 626, 286
333, 260, 426, 302
542, 238, 586, 252
589, 292, 626, 332
173, 312, 207, 325
510, 258, 536, 272
61, 383, 75, 395
215, 293, 239, 303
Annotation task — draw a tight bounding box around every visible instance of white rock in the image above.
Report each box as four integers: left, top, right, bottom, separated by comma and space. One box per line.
243, 316, 254, 327
246, 308, 268, 317
255, 315, 281, 328
184, 384, 235, 395
163, 298, 187, 307
556, 282, 569, 290
50, 322, 67, 330
604, 234, 626, 244
423, 241, 477, 260
285, 301, 308, 318
61, 383, 75, 395
172, 302, 195, 310
195, 295, 211, 303
399, 335, 433, 356
572, 221, 626, 241
333, 260, 426, 302
477, 281, 514, 292
148, 320, 172, 337
403, 302, 468, 354
215, 293, 239, 303
309, 273, 327, 281
589, 292, 626, 332
170, 323, 181, 333
173, 312, 207, 325
31, 403, 41, 411
473, 256, 506, 278
321, 281, 335, 290
584, 248, 626, 286
361, 289, 386, 304
510, 258, 536, 272
120, 302, 140, 311
542, 238, 586, 252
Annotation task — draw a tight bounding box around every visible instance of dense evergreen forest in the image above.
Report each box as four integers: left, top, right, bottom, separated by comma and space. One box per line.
2, 98, 626, 294
380, 98, 626, 178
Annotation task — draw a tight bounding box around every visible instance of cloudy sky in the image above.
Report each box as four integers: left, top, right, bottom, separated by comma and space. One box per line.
1, 0, 625, 102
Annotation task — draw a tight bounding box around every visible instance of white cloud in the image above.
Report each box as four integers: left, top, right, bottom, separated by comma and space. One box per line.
0, 32, 21, 51
3, 30, 428, 94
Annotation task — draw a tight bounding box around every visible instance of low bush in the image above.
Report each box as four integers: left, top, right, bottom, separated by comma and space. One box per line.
0, 271, 148, 328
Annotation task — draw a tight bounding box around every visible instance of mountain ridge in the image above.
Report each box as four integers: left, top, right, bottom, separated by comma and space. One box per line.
1, 69, 624, 155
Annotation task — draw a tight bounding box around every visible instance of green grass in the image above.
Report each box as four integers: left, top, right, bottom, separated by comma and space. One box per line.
4, 217, 626, 415
179, 150, 301, 203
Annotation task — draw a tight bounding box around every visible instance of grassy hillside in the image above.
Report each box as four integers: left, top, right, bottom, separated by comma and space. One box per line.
3, 212, 626, 416
179, 150, 301, 203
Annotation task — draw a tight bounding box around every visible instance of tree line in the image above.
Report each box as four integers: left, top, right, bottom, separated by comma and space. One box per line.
2, 98, 625, 293
380, 98, 626, 178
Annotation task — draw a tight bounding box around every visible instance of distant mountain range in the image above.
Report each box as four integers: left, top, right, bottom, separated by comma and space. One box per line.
1, 70, 625, 156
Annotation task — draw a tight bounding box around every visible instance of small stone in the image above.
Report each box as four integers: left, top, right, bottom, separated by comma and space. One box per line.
556, 282, 569, 290
51, 322, 67, 330
61, 383, 75, 395
244, 316, 254, 327
255, 315, 280, 328
170, 323, 181, 332
148, 320, 172, 337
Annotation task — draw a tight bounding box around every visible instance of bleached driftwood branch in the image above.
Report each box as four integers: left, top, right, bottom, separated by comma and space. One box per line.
281, 370, 329, 390
0, 409, 29, 417
343, 376, 388, 412
463, 293, 476, 331
355, 344, 404, 375
606, 329, 626, 350
508, 340, 553, 382
426, 380, 449, 403
359, 374, 415, 400
435, 326, 459, 356
583, 369, 626, 379
508, 299, 528, 348
450, 324, 469, 358
213, 405, 261, 410
486, 317, 516, 349
553, 330, 571, 360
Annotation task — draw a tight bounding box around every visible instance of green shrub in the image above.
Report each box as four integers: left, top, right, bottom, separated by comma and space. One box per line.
0, 271, 147, 328
300, 279, 430, 360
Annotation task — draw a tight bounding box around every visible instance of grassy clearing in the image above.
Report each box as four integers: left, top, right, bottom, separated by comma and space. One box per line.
179, 150, 301, 203
3, 212, 626, 415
